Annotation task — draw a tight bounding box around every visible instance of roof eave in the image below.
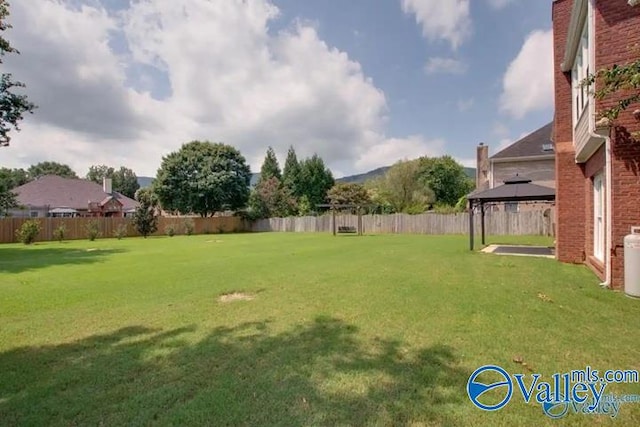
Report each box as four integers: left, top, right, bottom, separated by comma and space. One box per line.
560, 0, 588, 72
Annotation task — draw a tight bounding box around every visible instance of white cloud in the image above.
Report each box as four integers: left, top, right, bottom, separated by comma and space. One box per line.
401, 0, 471, 49
457, 98, 474, 112
425, 57, 467, 75
2, 0, 449, 177
499, 29, 554, 119
487, 0, 516, 10
354, 135, 444, 172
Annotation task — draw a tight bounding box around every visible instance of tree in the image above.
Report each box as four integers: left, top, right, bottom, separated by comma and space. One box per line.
132, 188, 158, 238
0, 166, 27, 188
417, 156, 474, 207
0, 177, 17, 215
298, 154, 334, 209
86, 165, 140, 198
28, 161, 77, 179
327, 182, 371, 206
1, 0, 36, 146
247, 177, 296, 219
584, 58, 640, 125
153, 141, 251, 217
86, 165, 115, 184
368, 160, 434, 214
282, 146, 301, 196
259, 146, 281, 182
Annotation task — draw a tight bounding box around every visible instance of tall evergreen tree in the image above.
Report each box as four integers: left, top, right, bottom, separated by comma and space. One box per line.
260, 146, 281, 181
298, 154, 334, 209
282, 146, 301, 196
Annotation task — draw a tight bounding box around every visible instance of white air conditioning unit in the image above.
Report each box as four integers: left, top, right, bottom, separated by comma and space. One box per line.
630, 0, 640, 7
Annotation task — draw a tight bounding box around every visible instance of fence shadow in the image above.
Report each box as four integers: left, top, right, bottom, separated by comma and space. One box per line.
0, 318, 470, 426
0, 247, 127, 273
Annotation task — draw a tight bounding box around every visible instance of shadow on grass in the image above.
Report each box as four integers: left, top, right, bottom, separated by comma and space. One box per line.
0, 247, 127, 273
0, 317, 470, 426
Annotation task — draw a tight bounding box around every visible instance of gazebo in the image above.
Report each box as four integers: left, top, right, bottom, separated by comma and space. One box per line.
467, 175, 555, 250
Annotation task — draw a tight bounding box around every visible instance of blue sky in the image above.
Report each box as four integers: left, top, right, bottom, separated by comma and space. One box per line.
3, 0, 555, 177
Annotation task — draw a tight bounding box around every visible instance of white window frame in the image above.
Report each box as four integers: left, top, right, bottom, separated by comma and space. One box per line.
572, 20, 590, 126
593, 173, 605, 261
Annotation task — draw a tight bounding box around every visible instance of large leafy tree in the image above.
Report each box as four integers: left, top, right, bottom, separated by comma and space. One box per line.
28, 161, 78, 179
247, 177, 296, 219
327, 182, 371, 206
86, 164, 140, 198
0, 166, 27, 214
282, 146, 301, 196
298, 154, 334, 209
259, 146, 281, 182
1, 0, 35, 147
0, 175, 17, 215
154, 141, 251, 217
367, 160, 434, 214
0, 166, 27, 188
417, 156, 474, 207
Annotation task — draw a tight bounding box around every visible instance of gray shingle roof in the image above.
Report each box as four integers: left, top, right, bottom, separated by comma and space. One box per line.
13, 175, 139, 210
468, 175, 555, 203
491, 122, 554, 159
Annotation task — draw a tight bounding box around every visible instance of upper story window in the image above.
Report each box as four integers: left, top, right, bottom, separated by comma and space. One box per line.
572, 20, 590, 126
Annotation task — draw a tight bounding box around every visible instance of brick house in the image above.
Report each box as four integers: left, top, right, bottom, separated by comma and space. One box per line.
553, 0, 640, 289
9, 175, 138, 218
476, 122, 555, 212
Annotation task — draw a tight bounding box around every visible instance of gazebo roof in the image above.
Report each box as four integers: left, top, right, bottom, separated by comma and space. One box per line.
467, 175, 555, 204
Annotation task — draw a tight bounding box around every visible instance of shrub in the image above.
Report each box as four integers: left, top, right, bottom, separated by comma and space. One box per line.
85, 220, 101, 241
113, 223, 128, 240
183, 218, 195, 236
15, 219, 41, 245
52, 224, 67, 242
165, 223, 176, 237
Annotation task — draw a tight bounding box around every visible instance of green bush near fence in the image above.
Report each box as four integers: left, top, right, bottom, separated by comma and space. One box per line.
14, 220, 41, 245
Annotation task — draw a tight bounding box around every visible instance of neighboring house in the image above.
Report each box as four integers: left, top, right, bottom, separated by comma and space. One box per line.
9, 176, 139, 218
552, 0, 640, 289
476, 122, 556, 212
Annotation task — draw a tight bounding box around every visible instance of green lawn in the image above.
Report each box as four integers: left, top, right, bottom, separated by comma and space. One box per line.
0, 233, 639, 426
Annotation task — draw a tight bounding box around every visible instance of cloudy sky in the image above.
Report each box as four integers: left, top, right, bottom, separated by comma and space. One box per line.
2, 0, 553, 178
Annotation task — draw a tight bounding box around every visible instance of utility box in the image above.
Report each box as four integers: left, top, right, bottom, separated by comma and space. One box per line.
624, 227, 640, 298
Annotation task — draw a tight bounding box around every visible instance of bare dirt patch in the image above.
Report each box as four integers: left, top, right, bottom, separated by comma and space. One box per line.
218, 292, 255, 303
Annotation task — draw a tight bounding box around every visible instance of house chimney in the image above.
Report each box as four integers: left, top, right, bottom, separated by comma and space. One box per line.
103, 177, 112, 194
476, 143, 490, 191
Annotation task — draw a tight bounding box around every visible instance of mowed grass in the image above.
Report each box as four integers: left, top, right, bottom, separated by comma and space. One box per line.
0, 233, 639, 426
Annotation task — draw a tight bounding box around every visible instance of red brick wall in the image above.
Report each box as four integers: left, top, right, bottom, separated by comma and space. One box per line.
554, 0, 587, 264
554, 0, 640, 288
594, 0, 640, 289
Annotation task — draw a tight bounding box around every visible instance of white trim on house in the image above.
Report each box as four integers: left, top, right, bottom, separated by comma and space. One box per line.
593, 173, 605, 261
561, 0, 588, 72
490, 154, 556, 163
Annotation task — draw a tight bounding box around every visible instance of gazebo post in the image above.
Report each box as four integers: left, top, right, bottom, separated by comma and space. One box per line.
481, 202, 486, 246
469, 200, 475, 251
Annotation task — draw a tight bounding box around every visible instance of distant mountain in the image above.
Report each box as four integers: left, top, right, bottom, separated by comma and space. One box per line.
336, 166, 391, 184
337, 166, 476, 184
137, 176, 154, 188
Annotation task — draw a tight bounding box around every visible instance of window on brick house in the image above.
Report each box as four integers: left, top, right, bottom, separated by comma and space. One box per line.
572, 20, 589, 125
593, 173, 605, 262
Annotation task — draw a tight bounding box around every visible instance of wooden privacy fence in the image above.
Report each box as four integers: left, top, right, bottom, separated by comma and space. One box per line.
0, 216, 246, 244
253, 210, 555, 236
